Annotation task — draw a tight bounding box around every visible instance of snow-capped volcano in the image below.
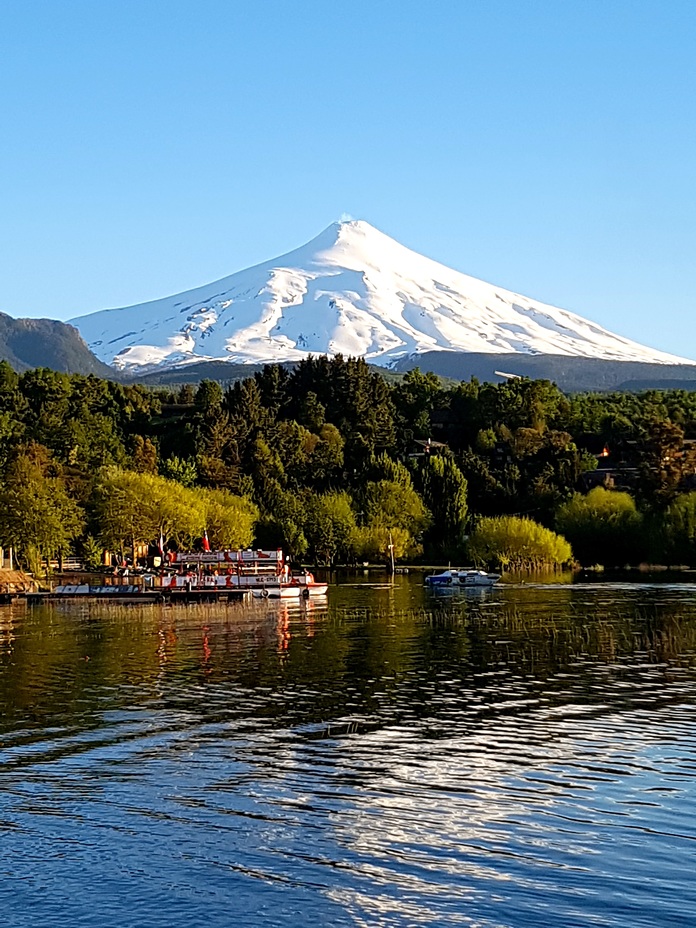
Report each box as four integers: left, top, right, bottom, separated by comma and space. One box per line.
70, 220, 692, 372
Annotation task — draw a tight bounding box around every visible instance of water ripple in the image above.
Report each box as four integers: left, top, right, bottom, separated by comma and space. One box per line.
1, 585, 696, 926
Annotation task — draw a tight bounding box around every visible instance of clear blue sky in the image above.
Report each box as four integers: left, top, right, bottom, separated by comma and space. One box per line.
2, 0, 695, 359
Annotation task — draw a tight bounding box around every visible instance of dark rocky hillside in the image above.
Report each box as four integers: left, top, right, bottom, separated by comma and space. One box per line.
393, 351, 696, 392
131, 360, 286, 387
0, 312, 117, 376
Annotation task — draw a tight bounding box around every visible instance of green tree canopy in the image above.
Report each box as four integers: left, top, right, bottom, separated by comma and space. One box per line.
661, 491, 696, 566
202, 488, 257, 550
468, 515, 572, 571
356, 478, 430, 562
253, 482, 308, 559
555, 487, 645, 567
161, 455, 198, 488
92, 468, 206, 554
416, 454, 468, 555
303, 491, 357, 566
0, 451, 84, 570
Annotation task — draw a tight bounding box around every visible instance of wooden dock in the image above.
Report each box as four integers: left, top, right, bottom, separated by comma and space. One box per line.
22, 586, 253, 606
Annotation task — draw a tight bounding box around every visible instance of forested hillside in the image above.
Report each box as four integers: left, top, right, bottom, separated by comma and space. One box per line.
0, 312, 116, 376
3, 356, 696, 571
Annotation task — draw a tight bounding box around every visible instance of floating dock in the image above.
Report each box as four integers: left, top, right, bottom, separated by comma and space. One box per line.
22, 584, 253, 606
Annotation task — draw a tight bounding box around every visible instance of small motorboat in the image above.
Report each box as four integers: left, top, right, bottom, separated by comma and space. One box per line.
425, 569, 500, 589
251, 584, 303, 599
292, 571, 328, 597
251, 573, 329, 599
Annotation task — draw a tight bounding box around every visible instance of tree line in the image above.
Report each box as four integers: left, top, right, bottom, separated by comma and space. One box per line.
3, 356, 696, 572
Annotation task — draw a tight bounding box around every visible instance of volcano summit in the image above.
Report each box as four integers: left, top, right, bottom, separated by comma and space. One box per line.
70, 220, 692, 374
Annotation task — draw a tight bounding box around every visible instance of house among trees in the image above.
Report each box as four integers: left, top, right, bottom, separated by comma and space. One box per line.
409, 437, 449, 458
578, 431, 696, 496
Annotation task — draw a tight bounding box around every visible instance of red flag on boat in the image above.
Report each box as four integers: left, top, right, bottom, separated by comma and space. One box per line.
256, 550, 270, 558
202, 530, 211, 552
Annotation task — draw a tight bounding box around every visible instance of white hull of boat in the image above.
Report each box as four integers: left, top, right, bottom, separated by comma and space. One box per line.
251, 583, 329, 600
252, 586, 301, 599
425, 569, 500, 589
303, 584, 328, 596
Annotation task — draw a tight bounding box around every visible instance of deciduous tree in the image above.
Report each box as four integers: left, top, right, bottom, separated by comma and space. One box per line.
468, 515, 572, 571
555, 487, 645, 567
0, 453, 84, 571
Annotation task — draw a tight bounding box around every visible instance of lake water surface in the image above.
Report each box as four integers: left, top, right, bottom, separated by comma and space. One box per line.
1, 575, 695, 927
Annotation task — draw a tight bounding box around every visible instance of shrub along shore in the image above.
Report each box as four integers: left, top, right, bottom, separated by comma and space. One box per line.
2, 356, 696, 573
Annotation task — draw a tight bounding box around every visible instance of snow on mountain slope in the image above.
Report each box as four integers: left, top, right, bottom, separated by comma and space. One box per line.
70, 220, 693, 372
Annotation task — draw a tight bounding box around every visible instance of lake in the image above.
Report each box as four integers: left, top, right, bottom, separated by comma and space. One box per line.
1, 574, 695, 927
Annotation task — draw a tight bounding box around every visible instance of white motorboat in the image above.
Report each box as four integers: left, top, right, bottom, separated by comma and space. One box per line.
251, 573, 328, 599
424, 568, 500, 588
292, 571, 328, 597
251, 584, 302, 599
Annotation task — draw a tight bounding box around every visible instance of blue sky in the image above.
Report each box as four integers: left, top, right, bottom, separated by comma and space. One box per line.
1, 0, 695, 359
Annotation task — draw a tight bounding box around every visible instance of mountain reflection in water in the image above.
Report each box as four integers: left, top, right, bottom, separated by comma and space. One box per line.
0, 576, 695, 928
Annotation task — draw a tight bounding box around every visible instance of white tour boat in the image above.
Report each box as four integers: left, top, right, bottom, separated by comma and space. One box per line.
162, 549, 328, 598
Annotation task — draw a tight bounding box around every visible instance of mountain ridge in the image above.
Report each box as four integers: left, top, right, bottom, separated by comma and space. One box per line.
70, 220, 693, 373
392, 351, 696, 393
0, 312, 117, 377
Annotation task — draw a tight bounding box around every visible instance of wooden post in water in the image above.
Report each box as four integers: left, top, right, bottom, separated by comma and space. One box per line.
387, 531, 395, 577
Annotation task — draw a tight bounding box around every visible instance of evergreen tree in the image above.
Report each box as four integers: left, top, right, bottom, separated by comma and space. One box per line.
416, 453, 468, 556
661, 492, 696, 565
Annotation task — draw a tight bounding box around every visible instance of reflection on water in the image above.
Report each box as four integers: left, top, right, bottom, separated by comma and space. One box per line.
1, 578, 696, 927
